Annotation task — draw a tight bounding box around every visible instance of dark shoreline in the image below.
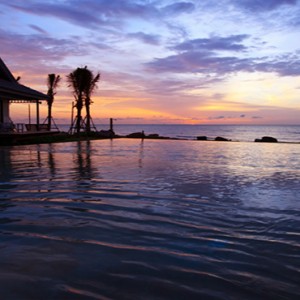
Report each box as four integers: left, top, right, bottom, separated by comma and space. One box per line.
0, 132, 182, 146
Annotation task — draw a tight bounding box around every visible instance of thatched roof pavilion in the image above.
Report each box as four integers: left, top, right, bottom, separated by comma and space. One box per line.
0, 57, 50, 132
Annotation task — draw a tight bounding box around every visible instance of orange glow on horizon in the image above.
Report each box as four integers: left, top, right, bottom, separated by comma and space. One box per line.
7, 70, 300, 126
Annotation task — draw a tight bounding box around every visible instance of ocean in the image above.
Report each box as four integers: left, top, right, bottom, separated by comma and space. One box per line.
0, 125, 300, 299
60, 124, 300, 142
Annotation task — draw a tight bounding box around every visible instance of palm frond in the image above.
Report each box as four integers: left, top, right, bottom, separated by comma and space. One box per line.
47, 74, 61, 97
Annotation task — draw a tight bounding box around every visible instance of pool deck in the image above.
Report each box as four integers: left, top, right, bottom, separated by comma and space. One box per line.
0, 131, 62, 146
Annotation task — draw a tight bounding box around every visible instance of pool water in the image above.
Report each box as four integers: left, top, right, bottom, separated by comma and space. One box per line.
0, 139, 299, 299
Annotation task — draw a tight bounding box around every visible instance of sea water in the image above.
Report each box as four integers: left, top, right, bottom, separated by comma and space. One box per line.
59, 124, 300, 142
0, 138, 300, 299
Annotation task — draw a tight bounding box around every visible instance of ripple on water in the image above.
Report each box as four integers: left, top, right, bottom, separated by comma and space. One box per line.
0, 140, 300, 299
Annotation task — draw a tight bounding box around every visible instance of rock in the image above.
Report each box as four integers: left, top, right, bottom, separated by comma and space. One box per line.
255, 136, 278, 143
197, 136, 207, 140
148, 133, 159, 138
262, 136, 278, 143
98, 130, 114, 138
126, 132, 145, 138
215, 136, 231, 141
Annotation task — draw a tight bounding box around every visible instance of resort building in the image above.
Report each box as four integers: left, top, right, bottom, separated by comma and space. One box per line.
0, 57, 50, 133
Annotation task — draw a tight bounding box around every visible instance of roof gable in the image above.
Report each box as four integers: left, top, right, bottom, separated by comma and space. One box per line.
0, 57, 17, 82
0, 57, 50, 101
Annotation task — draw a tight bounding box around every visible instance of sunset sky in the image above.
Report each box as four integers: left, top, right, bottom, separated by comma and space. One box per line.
1, 0, 300, 124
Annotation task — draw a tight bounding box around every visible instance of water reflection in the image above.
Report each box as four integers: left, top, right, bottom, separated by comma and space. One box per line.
47, 143, 56, 178
138, 139, 144, 169
72, 140, 94, 180
0, 139, 299, 299
0, 147, 12, 181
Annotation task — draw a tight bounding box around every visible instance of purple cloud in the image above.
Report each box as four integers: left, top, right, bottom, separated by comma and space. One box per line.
9, 3, 104, 28
147, 34, 300, 77
255, 55, 300, 76
146, 50, 254, 74
127, 32, 161, 45
209, 116, 225, 120
81, 0, 158, 18
162, 2, 195, 15
143, 77, 223, 96
28, 25, 48, 34
233, 0, 297, 12
173, 35, 249, 52
0, 29, 87, 68
7, 0, 161, 29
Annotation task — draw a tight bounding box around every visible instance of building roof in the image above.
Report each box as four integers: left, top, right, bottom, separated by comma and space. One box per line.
0, 57, 50, 101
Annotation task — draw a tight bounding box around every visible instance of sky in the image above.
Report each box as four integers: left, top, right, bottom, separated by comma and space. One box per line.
1, 0, 300, 125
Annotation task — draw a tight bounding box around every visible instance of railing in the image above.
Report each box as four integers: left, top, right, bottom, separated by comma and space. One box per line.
0, 123, 55, 133
16, 123, 24, 133
25, 124, 49, 132
0, 122, 15, 133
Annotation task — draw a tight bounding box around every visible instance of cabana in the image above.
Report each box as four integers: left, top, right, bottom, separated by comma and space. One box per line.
0, 57, 50, 133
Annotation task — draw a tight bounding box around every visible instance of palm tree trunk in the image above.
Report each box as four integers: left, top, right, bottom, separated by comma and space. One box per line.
76, 96, 83, 134
86, 98, 91, 133
47, 103, 52, 131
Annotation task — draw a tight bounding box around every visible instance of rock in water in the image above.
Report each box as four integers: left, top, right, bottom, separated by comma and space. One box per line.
255, 136, 278, 143
127, 132, 145, 138
197, 136, 207, 140
215, 136, 231, 141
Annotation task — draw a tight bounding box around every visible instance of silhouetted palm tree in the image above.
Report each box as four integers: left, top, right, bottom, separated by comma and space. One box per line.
46, 73, 61, 131
83, 69, 100, 133
67, 68, 86, 134
67, 67, 100, 134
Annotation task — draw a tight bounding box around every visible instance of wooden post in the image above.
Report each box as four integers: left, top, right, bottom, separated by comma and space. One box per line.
70, 101, 74, 133
0, 100, 3, 123
110, 118, 113, 132
28, 104, 31, 125
36, 100, 40, 131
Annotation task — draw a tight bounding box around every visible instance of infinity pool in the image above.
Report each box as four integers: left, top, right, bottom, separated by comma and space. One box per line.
0, 139, 299, 299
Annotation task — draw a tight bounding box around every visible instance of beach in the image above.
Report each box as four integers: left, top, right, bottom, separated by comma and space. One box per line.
0, 137, 300, 299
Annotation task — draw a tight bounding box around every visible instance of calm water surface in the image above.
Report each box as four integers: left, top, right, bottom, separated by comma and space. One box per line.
58, 124, 300, 142
0, 139, 300, 299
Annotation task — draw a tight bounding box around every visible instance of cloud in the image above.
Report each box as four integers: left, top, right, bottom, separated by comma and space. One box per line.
146, 34, 300, 77
146, 50, 254, 74
209, 115, 225, 119
173, 35, 250, 52
2, 0, 300, 125
9, 2, 103, 29
7, 33, 84, 59
127, 32, 161, 45
0, 29, 87, 72
81, 0, 159, 18
255, 54, 300, 76
146, 34, 255, 75
28, 24, 48, 34
7, 0, 161, 30
162, 2, 195, 15
233, 0, 298, 12
5, 1, 194, 32
90, 41, 112, 50
143, 77, 224, 96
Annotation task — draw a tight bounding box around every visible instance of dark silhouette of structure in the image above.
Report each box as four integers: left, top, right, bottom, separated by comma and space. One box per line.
0, 57, 50, 132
